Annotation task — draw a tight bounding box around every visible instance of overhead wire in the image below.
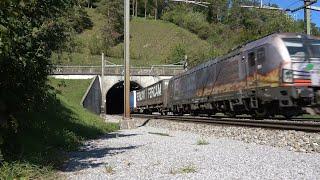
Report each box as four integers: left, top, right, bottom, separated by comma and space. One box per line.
286, 0, 302, 9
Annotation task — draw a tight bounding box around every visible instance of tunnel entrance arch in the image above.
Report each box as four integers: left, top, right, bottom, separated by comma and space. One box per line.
106, 81, 142, 114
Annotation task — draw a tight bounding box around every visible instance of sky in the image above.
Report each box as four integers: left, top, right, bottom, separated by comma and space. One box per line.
270, 0, 320, 27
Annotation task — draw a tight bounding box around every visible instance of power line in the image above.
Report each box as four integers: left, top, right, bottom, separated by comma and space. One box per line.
287, 0, 318, 35
286, 0, 301, 9
170, 0, 210, 8
241, 0, 318, 35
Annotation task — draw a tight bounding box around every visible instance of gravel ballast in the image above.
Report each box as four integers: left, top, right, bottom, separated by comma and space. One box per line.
134, 117, 320, 153
61, 122, 320, 179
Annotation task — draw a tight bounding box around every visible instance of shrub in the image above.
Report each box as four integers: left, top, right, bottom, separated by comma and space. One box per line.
162, 6, 210, 40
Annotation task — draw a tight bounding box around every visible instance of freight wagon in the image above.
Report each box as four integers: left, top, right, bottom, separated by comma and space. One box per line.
135, 80, 170, 114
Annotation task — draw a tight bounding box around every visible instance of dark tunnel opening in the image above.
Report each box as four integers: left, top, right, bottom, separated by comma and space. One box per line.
106, 81, 142, 114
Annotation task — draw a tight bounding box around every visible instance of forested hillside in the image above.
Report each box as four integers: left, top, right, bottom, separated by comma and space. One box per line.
52, 0, 320, 66
51, 9, 212, 66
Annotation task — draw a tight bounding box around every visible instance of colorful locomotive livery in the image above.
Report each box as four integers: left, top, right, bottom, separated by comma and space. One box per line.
131, 33, 320, 118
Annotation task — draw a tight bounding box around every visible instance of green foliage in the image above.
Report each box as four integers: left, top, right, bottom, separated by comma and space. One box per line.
51, 0, 320, 67
52, 14, 212, 66
98, 0, 124, 49
162, 5, 211, 39
170, 164, 197, 174
0, 0, 92, 136
0, 0, 85, 165
167, 44, 186, 64
88, 34, 106, 55
68, 6, 93, 33
162, 1, 320, 63
0, 162, 56, 180
196, 139, 209, 145
0, 79, 118, 178
0, 0, 73, 112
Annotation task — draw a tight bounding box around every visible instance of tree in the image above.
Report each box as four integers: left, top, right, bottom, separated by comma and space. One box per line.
98, 0, 124, 51
0, 0, 82, 159
155, 0, 158, 20
145, 0, 147, 18
206, 0, 228, 23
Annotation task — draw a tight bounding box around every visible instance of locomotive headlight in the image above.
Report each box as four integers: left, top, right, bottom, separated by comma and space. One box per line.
283, 69, 294, 83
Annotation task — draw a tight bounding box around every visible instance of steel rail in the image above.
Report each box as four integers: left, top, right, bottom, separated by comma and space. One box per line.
132, 114, 320, 132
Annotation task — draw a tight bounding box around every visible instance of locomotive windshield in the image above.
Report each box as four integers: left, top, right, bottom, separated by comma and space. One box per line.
283, 38, 320, 59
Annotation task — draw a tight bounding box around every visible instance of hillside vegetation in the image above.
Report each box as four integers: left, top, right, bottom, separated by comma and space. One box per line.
51, 0, 320, 67
110, 18, 212, 66
51, 9, 212, 66
0, 78, 118, 179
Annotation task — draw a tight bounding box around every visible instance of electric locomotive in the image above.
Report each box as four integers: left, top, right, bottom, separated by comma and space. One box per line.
167, 33, 320, 118
133, 33, 320, 118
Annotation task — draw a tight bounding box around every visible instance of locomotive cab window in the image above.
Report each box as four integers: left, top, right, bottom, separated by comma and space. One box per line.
248, 52, 256, 66
257, 48, 265, 63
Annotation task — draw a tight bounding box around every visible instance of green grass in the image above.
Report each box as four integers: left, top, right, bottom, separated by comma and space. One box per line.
0, 78, 119, 179
104, 164, 115, 174
170, 165, 197, 174
51, 8, 212, 66
0, 162, 56, 180
109, 18, 212, 66
196, 139, 209, 145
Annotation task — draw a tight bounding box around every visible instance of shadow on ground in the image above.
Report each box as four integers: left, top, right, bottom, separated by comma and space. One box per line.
62, 133, 142, 172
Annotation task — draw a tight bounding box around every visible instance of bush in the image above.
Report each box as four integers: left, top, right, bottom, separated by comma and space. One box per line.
68, 7, 93, 33
88, 35, 106, 55
162, 5, 210, 40
167, 44, 186, 64
0, 79, 119, 178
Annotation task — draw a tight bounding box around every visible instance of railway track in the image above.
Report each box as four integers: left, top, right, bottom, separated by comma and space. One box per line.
132, 114, 320, 132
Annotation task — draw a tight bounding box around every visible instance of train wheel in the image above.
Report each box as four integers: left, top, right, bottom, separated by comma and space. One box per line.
254, 106, 269, 119
282, 114, 293, 119
225, 111, 236, 118
191, 111, 198, 116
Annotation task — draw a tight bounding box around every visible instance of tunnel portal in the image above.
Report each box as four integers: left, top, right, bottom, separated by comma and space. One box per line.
106, 81, 142, 114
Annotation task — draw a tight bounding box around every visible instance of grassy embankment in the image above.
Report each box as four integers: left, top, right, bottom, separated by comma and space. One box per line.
0, 78, 119, 179
51, 8, 212, 66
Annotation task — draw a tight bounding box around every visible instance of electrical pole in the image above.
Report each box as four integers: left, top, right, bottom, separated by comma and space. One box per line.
305, 0, 312, 35
289, 0, 317, 35
101, 53, 105, 114
122, 0, 135, 129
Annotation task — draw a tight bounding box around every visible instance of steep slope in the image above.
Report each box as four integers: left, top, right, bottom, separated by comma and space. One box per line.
51, 9, 213, 66
109, 18, 212, 66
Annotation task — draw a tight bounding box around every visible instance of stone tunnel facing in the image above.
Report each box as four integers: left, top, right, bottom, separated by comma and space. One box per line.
106, 81, 142, 114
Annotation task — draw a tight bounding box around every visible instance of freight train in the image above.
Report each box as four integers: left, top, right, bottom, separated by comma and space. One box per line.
131, 33, 320, 118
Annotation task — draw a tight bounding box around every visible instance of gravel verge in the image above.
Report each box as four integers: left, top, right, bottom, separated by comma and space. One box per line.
61, 125, 320, 179
133, 117, 320, 153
